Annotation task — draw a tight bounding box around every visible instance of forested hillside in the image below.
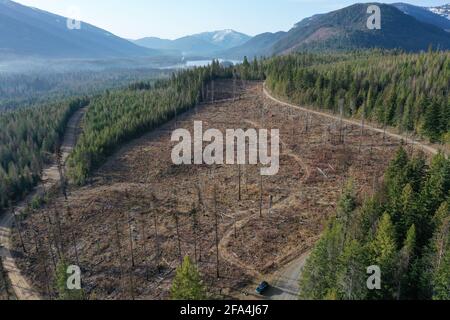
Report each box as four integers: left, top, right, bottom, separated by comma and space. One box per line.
265, 50, 450, 143
0, 97, 89, 211
300, 147, 450, 300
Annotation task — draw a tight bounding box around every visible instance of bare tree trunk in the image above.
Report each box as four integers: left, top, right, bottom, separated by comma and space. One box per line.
114, 221, 124, 290
202, 81, 205, 102
153, 213, 161, 273
140, 213, 150, 281
359, 115, 365, 154
238, 165, 242, 202
269, 195, 273, 216
259, 175, 263, 218
191, 207, 198, 263
233, 72, 236, 102
12, 208, 27, 253
213, 186, 220, 279
32, 226, 51, 298
174, 213, 182, 264
127, 212, 135, 268
53, 205, 65, 256
44, 209, 61, 260
66, 206, 80, 267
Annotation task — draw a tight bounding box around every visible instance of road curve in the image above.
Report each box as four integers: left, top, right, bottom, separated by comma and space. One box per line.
263, 84, 441, 156
0, 106, 87, 300
262, 83, 442, 301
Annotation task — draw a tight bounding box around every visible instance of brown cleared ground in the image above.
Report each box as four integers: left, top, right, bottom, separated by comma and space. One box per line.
12, 81, 413, 300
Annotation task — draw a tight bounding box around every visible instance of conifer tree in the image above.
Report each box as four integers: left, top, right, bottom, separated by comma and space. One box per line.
429, 203, 449, 300
55, 259, 84, 300
369, 213, 398, 299
170, 256, 206, 300
335, 239, 368, 300
299, 219, 344, 300
396, 225, 416, 299
336, 180, 357, 242
423, 99, 443, 142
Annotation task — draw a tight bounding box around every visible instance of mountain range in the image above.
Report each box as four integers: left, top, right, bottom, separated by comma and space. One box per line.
222, 3, 450, 58
1, 1, 450, 63
133, 30, 251, 57
0, 0, 156, 59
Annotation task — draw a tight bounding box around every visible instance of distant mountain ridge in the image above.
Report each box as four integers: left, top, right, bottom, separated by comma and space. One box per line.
133, 30, 251, 56
223, 3, 450, 59
392, 3, 450, 31
428, 4, 450, 20
2, 0, 450, 62
0, 0, 156, 59
219, 31, 286, 59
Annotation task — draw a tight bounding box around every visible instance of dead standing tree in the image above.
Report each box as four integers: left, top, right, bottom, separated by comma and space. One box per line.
139, 212, 150, 281
213, 185, 220, 279
210, 66, 215, 104
238, 164, 242, 202
114, 218, 125, 296
10, 203, 27, 254
190, 205, 199, 264
259, 175, 264, 218
127, 211, 136, 268
153, 210, 161, 273
173, 212, 183, 264
66, 206, 80, 267
52, 204, 65, 258
30, 219, 51, 298
43, 208, 61, 261
195, 183, 205, 263
359, 102, 367, 154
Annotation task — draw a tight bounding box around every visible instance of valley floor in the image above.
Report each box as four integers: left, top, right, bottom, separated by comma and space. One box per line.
12, 81, 412, 299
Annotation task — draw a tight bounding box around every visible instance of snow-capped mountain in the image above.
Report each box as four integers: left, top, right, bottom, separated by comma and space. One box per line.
202, 30, 251, 49
428, 4, 450, 20
392, 3, 450, 31
133, 30, 251, 57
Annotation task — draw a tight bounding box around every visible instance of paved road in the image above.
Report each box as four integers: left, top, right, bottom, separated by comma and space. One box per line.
0, 106, 87, 300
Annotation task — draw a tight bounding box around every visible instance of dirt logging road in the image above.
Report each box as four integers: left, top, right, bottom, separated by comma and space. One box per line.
0, 107, 87, 300
263, 85, 441, 156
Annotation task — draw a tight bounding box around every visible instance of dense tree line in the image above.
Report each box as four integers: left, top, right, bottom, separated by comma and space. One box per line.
0, 97, 89, 211
0, 68, 167, 111
264, 51, 450, 143
67, 61, 235, 184
299, 147, 450, 300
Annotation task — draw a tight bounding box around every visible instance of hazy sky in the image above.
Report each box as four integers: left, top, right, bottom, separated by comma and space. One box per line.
14, 0, 450, 39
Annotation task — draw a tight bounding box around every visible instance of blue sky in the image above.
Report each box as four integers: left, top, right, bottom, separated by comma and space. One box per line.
14, 0, 450, 39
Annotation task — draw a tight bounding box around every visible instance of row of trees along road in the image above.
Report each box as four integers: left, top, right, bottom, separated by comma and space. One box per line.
264, 50, 450, 144
0, 97, 89, 212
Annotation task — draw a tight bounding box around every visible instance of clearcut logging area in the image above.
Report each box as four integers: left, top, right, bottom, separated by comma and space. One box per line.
12, 80, 411, 299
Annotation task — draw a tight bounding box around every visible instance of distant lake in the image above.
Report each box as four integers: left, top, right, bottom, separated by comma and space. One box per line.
162, 59, 242, 70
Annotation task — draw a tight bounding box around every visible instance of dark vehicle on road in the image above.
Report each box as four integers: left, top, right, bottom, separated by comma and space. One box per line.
256, 281, 270, 295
